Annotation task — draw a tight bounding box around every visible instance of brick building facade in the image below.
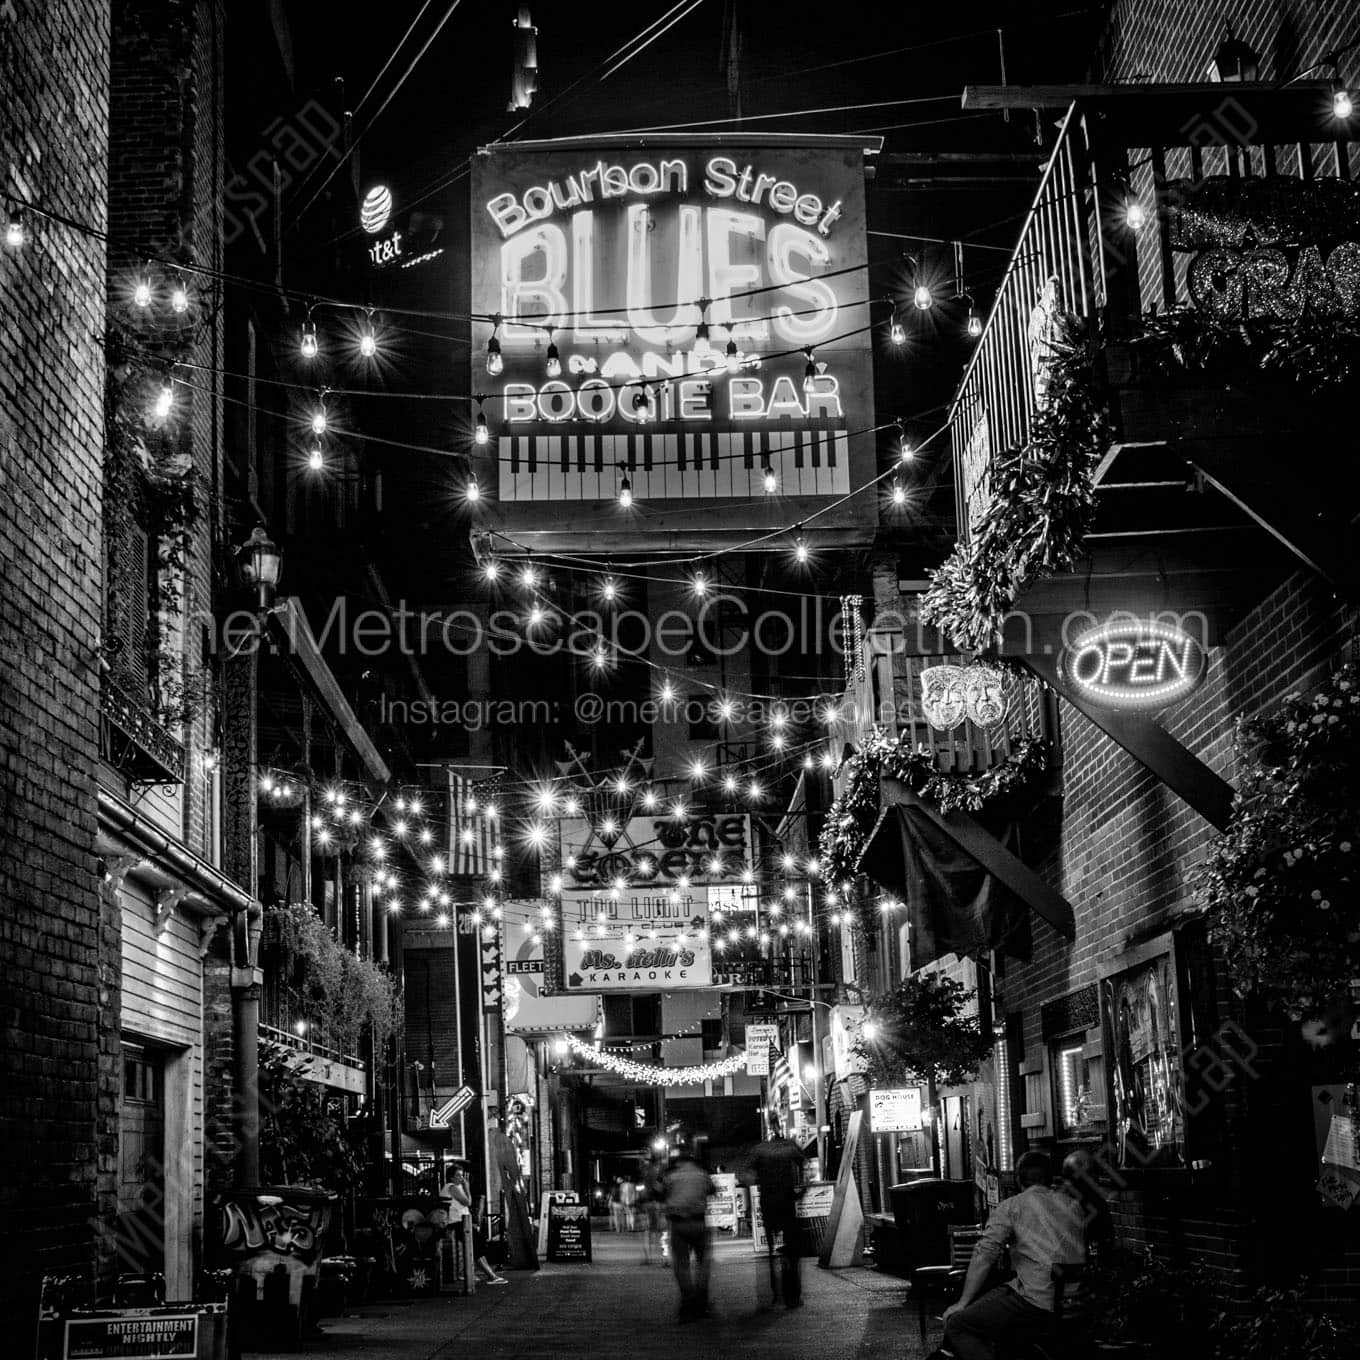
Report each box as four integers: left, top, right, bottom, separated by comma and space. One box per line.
816, 0, 1360, 1319
1, 0, 112, 1341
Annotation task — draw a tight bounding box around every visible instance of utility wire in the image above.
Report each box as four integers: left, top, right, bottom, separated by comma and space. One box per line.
288, 0, 467, 232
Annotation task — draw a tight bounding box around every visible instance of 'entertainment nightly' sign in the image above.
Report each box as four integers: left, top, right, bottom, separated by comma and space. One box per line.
468, 135, 880, 549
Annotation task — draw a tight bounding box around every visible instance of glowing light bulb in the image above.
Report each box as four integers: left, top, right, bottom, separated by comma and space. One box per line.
718, 699, 734, 721
529, 604, 545, 626
659, 681, 676, 704
520, 565, 537, 589
762, 462, 776, 493
723, 774, 738, 794
465, 478, 481, 503
913, 283, 932, 311
747, 780, 763, 800
1125, 198, 1147, 231
689, 758, 706, 780
794, 535, 809, 564
892, 480, 906, 505
890, 316, 906, 345
170, 283, 189, 314
307, 445, 324, 472
5, 215, 23, 249
692, 574, 708, 598
310, 407, 327, 436
1335, 88, 1355, 119
153, 384, 173, 420
545, 337, 561, 378
631, 387, 650, 424
618, 478, 633, 509
475, 409, 489, 445
483, 559, 500, 582
300, 322, 318, 358
359, 326, 378, 358
724, 338, 740, 374
967, 308, 983, 338
900, 435, 914, 463
133, 276, 153, 308
486, 334, 503, 376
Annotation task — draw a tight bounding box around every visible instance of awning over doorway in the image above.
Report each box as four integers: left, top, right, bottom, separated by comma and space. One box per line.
858, 782, 1075, 970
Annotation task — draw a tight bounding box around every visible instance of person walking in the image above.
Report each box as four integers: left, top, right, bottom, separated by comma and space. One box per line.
746, 1120, 806, 1309
608, 1177, 626, 1234
439, 1165, 507, 1286
640, 1151, 666, 1264
659, 1143, 716, 1321
620, 1175, 639, 1232
940, 1151, 1087, 1360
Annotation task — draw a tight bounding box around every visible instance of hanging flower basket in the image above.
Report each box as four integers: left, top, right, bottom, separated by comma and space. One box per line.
1196, 660, 1360, 1026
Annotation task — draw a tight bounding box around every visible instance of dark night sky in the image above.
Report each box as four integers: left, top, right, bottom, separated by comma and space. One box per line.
250, 1, 1106, 659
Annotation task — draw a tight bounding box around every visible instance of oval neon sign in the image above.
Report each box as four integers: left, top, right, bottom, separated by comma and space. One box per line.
1059, 620, 1207, 712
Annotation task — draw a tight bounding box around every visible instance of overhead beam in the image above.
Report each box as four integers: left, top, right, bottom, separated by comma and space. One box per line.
273, 598, 391, 786
879, 780, 1076, 940
963, 79, 1331, 109
1180, 441, 1359, 600
1016, 653, 1234, 830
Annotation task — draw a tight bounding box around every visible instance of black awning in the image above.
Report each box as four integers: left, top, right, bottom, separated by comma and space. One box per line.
859, 801, 1032, 971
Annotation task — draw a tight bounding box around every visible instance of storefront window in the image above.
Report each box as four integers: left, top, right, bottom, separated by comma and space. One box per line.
1101, 948, 1185, 1170
1054, 1041, 1092, 1137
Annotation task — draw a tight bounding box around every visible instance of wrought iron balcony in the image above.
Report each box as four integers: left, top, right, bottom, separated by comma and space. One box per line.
948, 82, 1358, 607
99, 672, 185, 785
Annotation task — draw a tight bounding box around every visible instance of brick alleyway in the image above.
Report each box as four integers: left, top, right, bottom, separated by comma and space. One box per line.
253, 1233, 924, 1360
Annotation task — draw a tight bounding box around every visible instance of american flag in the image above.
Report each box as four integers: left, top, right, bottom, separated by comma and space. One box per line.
770, 1045, 793, 1091
448, 769, 501, 877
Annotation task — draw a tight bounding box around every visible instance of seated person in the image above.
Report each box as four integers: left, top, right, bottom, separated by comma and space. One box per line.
940, 1151, 1087, 1360
1062, 1148, 1114, 1261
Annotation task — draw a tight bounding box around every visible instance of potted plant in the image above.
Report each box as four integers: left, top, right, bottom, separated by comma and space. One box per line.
1211, 1286, 1358, 1360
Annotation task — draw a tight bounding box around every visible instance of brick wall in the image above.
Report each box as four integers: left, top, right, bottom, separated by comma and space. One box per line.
1092, 0, 1360, 86
999, 567, 1358, 1302
106, 0, 224, 861
0, 0, 111, 1340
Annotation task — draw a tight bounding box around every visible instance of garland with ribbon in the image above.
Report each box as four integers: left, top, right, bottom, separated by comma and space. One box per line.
921, 314, 1107, 653
1196, 659, 1360, 1030
564, 1033, 747, 1085
818, 730, 1051, 902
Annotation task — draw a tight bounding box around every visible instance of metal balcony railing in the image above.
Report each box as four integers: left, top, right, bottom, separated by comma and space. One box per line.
99, 672, 185, 785
949, 87, 1358, 545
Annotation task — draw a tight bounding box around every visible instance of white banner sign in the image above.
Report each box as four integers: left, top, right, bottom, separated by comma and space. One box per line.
744, 1023, 779, 1075
830, 1005, 870, 1080
870, 1086, 923, 1133
561, 887, 712, 991
502, 912, 601, 1033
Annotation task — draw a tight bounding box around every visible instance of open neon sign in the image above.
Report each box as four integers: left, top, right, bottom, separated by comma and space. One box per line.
1059, 620, 1208, 711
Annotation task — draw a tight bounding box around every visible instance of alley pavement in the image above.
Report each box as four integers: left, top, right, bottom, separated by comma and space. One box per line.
255, 1231, 925, 1360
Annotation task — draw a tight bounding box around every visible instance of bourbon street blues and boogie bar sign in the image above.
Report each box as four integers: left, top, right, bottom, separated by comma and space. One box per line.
558, 812, 751, 991
469, 134, 881, 550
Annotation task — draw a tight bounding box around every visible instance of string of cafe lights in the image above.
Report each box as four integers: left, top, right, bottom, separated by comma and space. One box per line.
281, 728, 844, 914
6, 192, 1008, 365
562, 1034, 746, 1086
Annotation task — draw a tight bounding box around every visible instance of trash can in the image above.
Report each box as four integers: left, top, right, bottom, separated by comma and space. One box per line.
888, 1179, 976, 1273
211, 1186, 338, 1350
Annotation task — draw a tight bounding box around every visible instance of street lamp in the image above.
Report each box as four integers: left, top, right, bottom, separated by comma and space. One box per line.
238, 525, 282, 610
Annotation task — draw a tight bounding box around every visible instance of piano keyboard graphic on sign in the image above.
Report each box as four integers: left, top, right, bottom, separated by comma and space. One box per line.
496, 430, 851, 501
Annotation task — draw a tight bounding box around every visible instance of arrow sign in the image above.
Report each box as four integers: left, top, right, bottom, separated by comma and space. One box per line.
429, 1084, 476, 1128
